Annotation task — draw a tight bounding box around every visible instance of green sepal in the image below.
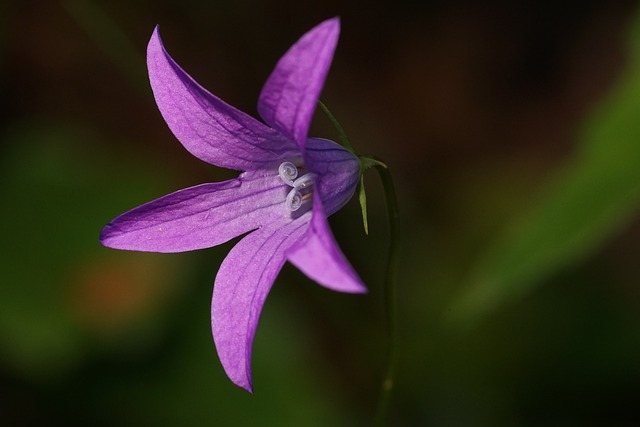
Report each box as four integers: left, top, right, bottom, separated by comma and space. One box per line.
357, 174, 369, 235
357, 156, 387, 234
360, 156, 387, 171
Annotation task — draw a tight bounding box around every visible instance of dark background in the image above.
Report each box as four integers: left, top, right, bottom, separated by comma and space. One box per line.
2, 0, 640, 425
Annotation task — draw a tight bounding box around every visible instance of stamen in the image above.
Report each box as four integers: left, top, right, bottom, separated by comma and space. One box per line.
278, 162, 298, 186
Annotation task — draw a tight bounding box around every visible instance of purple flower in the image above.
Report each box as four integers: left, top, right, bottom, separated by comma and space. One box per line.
100, 18, 366, 392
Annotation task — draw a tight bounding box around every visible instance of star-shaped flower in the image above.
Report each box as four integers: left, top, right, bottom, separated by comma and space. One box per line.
100, 18, 366, 392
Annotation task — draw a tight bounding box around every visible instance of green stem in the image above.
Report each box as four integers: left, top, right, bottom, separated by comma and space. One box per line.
372, 161, 400, 427
315, 101, 400, 423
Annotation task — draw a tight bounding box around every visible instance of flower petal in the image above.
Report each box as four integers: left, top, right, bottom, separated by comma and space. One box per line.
305, 137, 360, 215
287, 192, 366, 294
212, 220, 308, 392
148, 26, 298, 171
100, 170, 290, 253
257, 18, 340, 149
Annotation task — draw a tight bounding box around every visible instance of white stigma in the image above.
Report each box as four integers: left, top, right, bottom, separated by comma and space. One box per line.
292, 173, 314, 189
278, 162, 315, 211
286, 189, 303, 211
278, 162, 298, 186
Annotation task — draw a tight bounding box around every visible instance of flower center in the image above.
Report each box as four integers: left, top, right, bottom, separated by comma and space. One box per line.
278, 161, 315, 211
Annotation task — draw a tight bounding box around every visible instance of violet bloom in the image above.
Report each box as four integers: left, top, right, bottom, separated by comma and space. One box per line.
100, 18, 366, 392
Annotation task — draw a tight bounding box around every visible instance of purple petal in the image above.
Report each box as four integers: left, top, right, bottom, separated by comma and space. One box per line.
148, 26, 299, 171
212, 220, 308, 392
257, 18, 340, 149
100, 170, 290, 253
287, 192, 366, 293
305, 137, 360, 215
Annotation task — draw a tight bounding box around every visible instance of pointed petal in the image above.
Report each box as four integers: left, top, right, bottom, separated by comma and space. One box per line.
305, 137, 360, 215
148, 26, 298, 171
212, 220, 308, 392
287, 192, 366, 293
100, 170, 289, 253
258, 18, 340, 149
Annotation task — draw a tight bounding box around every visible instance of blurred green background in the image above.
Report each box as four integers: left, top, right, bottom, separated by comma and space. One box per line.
2, 0, 640, 425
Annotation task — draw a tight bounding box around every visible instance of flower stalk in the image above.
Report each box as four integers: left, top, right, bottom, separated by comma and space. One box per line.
370, 161, 399, 427
318, 103, 400, 425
